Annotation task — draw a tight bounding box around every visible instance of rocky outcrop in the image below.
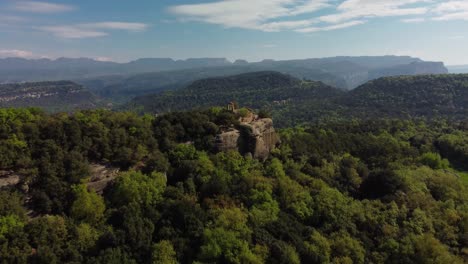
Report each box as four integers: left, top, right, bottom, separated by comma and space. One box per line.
215, 118, 279, 160
242, 118, 279, 159
87, 164, 120, 194
0, 170, 20, 189
215, 128, 241, 153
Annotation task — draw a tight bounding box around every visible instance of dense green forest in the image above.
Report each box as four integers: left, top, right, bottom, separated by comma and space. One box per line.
5, 72, 468, 128
125, 72, 468, 127
344, 74, 468, 119
1, 107, 467, 263
123, 71, 344, 117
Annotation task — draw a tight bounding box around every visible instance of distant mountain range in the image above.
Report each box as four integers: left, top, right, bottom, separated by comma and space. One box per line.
0, 56, 448, 97
0, 81, 101, 112
0, 57, 231, 83
447, 65, 468, 74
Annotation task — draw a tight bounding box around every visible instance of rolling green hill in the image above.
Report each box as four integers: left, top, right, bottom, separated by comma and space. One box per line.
78, 56, 447, 102
123, 71, 345, 126
79, 66, 346, 103
1, 56, 447, 96
345, 74, 468, 119
124, 72, 468, 126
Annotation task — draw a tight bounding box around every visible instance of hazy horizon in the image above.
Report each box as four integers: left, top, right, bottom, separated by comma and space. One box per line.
0, 54, 454, 65
1, 0, 468, 65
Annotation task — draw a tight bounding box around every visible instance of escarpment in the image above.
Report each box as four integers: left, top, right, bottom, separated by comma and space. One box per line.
215, 103, 280, 160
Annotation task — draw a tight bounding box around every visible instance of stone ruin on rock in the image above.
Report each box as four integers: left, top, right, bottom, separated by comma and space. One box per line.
215, 102, 280, 160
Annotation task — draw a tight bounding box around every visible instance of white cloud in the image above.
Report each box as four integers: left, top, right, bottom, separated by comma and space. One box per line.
262, 44, 278, 48
169, 0, 330, 31
431, 1, 468, 21
295, 20, 366, 32
80, 22, 148, 32
0, 49, 34, 58
37, 26, 108, 39
289, 1, 332, 15
259, 19, 318, 32
0, 15, 28, 23
36, 22, 149, 39
319, 0, 430, 24
11, 1, 75, 13
169, 0, 439, 33
432, 1, 468, 14
401, 17, 426, 23
432, 11, 468, 21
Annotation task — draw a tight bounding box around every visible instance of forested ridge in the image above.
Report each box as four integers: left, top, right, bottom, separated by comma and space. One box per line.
125, 72, 468, 127
5, 72, 468, 128
0, 107, 467, 263
344, 74, 468, 118
123, 71, 344, 116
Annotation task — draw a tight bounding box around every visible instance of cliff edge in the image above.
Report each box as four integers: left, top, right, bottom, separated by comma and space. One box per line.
215, 103, 280, 159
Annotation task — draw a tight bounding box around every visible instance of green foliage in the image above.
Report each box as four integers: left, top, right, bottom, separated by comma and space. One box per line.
124, 71, 344, 127
89, 248, 137, 264
411, 234, 464, 264
278, 176, 313, 220
330, 232, 365, 264
110, 171, 166, 208
257, 109, 272, 119
199, 207, 262, 264
237, 108, 250, 118
26, 215, 72, 263
248, 189, 280, 226
0, 191, 27, 219
420, 152, 450, 169
70, 184, 106, 225
0, 215, 24, 239
304, 230, 331, 263
1, 109, 468, 263
74, 223, 100, 251
152, 240, 178, 264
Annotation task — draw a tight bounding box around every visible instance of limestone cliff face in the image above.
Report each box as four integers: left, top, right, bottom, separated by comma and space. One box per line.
215, 129, 241, 153
215, 118, 279, 160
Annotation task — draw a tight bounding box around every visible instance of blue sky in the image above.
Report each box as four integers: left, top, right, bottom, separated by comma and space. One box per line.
0, 0, 468, 65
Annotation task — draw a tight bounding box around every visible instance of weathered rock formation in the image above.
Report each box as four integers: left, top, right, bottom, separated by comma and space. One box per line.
87, 164, 120, 194
215, 128, 241, 152
215, 118, 279, 160
0, 170, 21, 189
